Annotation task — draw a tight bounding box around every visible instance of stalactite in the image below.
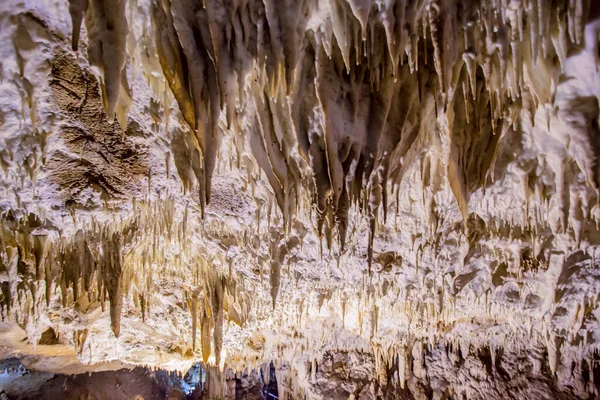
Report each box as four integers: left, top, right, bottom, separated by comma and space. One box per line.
102, 232, 123, 338
2, 1, 600, 395
68, 0, 129, 123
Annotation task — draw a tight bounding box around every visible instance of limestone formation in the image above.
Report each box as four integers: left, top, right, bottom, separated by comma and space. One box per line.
0, 0, 599, 398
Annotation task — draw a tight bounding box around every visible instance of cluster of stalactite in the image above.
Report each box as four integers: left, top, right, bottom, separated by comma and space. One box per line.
0, 200, 250, 362
68, 0, 131, 128
3, 0, 600, 393
0, 211, 128, 339
188, 261, 249, 365
67, 0, 600, 274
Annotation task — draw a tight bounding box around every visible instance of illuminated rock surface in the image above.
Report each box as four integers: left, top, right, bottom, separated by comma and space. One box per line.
0, 0, 600, 398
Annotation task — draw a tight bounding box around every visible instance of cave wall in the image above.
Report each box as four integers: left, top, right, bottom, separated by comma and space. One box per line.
0, 0, 599, 398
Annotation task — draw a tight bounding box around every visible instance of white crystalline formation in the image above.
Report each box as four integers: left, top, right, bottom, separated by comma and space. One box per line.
0, 0, 599, 398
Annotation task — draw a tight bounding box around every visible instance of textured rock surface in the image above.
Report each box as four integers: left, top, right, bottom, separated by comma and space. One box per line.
0, 358, 265, 399
0, 0, 600, 398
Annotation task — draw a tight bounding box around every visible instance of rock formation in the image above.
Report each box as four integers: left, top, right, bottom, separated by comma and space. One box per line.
0, 0, 600, 398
